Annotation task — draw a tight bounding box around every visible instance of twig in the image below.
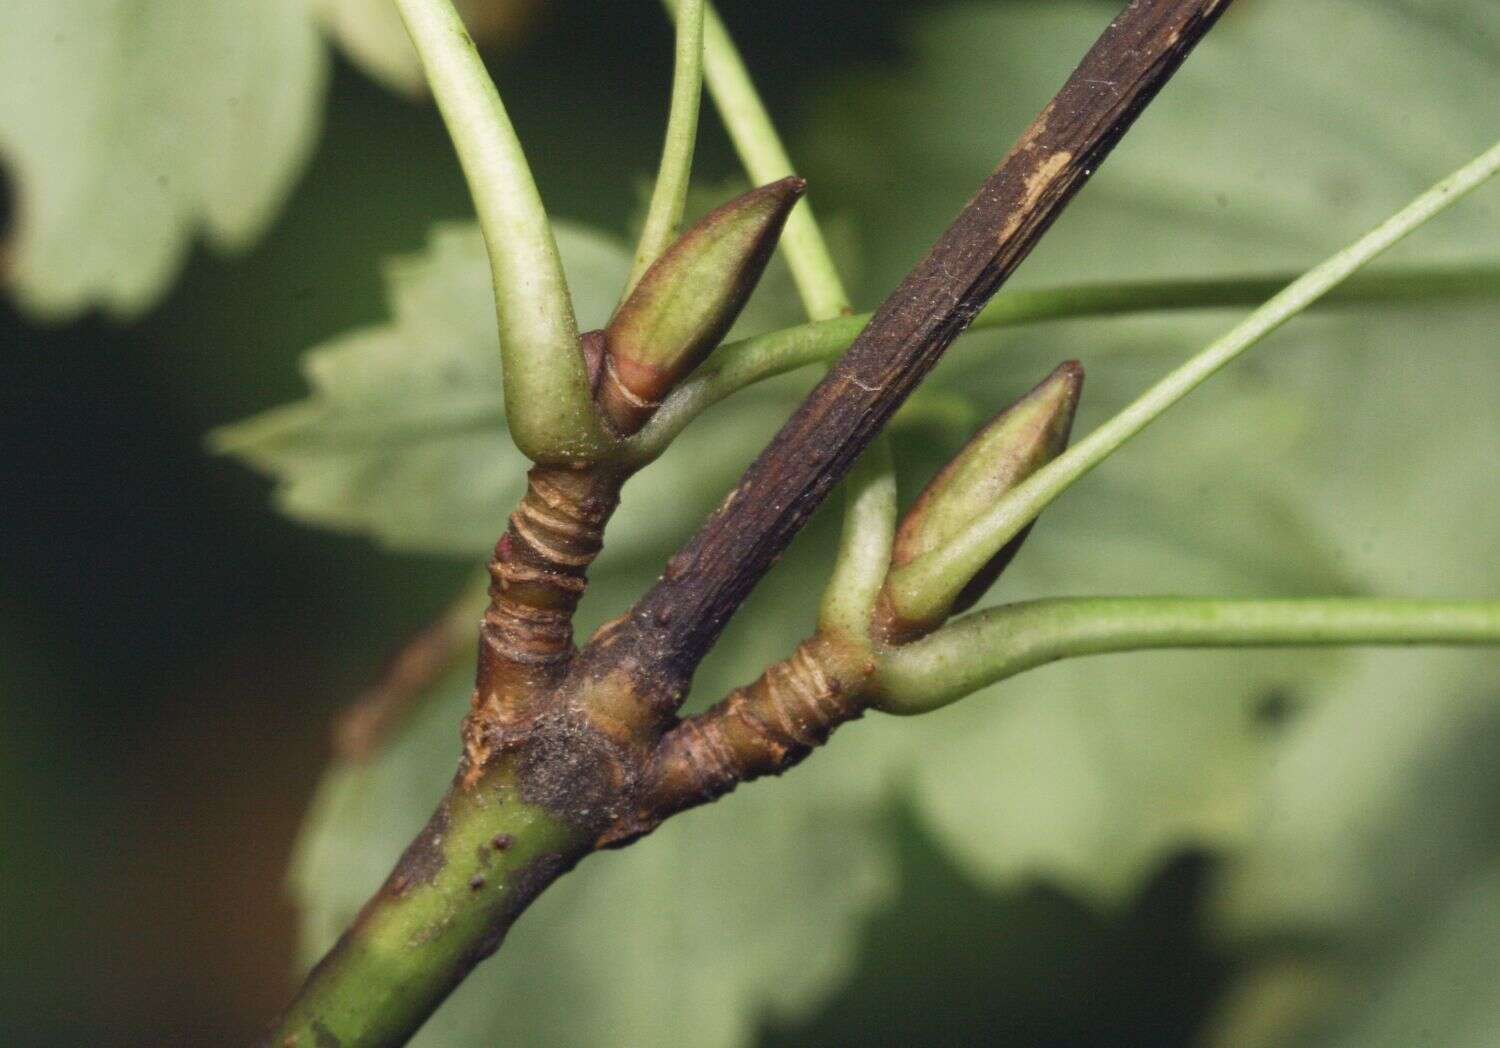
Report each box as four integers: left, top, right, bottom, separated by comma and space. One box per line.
264, 5, 1234, 1044
585, 0, 1235, 703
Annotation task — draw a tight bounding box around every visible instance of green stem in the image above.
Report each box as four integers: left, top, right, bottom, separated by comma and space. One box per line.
621, 261, 1500, 464
818, 441, 898, 644
264, 764, 590, 1047
624, 0, 706, 298
668, 0, 850, 320
395, 0, 608, 463
886, 141, 1500, 626
872, 597, 1500, 715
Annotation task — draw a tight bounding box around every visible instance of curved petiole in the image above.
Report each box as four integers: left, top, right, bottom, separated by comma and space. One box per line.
871, 597, 1500, 715
818, 442, 898, 644
395, 0, 610, 463
666, 0, 850, 321
623, 0, 707, 298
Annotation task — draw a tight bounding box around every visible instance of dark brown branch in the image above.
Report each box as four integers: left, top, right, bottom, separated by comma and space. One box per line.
580, 0, 1234, 707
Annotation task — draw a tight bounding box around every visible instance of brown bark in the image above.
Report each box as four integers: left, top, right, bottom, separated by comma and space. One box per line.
601, 633, 873, 845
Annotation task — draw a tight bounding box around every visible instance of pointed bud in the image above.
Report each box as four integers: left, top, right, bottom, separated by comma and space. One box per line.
886, 361, 1083, 634
597, 176, 806, 433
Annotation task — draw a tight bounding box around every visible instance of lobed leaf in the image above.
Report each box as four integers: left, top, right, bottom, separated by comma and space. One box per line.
0, 0, 325, 318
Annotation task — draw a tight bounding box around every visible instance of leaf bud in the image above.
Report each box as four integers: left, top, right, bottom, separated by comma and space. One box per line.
886, 360, 1083, 634
597, 176, 806, 433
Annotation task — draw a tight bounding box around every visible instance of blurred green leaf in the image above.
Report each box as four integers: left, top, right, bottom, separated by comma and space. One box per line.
806, 1, 1500, 297
316, 0, 535, 96
213, 221, 527, 553
801, 0, 1499, 905
805, 2, 1500, 1043
214, 219, 798, 559
1205, 687, 1500, 1047
1314, 870, 1500, 1048
272, 0, 1500, 1043
0, 0, 326, 318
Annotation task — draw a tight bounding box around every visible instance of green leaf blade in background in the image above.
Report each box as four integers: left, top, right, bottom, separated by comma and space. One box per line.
258, 1, 1500, 1044
213, 222, 614, 554
0, 0, 328, 319
214, 213, 807, 561
803, 3, 1500, 1044
316, 0, 535, 96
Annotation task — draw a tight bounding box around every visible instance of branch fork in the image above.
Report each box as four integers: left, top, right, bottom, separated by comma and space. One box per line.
268, 3, 1242, 1042
266, 2, 1500, 1044
464, 178, 809, 785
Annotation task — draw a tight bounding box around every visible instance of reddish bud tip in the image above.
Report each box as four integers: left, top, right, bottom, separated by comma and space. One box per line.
888, 361, 1083, 629
597, 177, 807, 433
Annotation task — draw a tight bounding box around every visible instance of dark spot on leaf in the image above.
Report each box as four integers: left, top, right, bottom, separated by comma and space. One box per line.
1318, 172, 1362, 209
1252, 688, 1298, 728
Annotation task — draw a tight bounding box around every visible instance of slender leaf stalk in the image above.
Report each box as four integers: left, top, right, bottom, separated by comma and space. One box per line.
818, 442, 898, 644
623, 262, 1500, 463
395, 0, 608, 462
885, 141, 1500, 626
665, 0, 850, 320
872, 597, 1500, 715
624, 0, 707, 297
